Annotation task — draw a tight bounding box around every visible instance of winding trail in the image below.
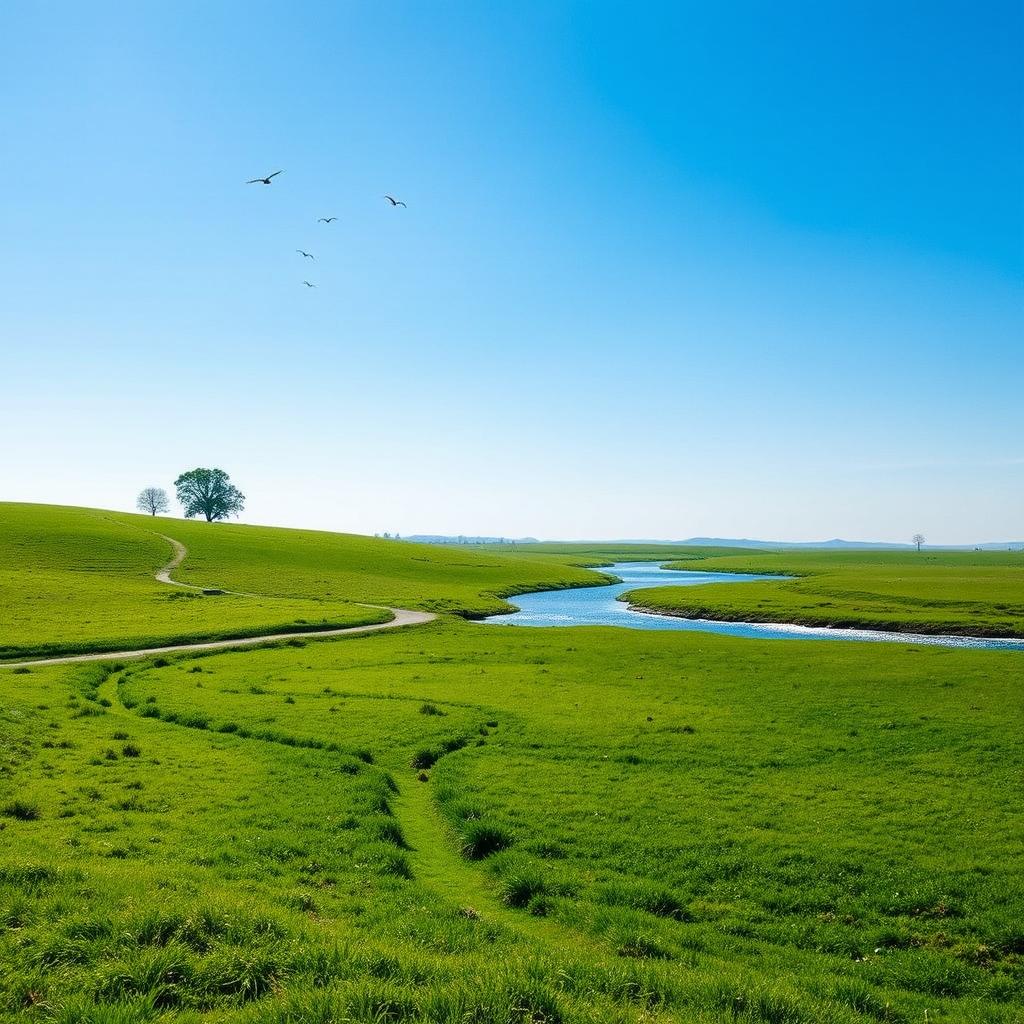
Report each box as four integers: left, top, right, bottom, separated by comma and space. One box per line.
154, 532, 191, 586
1, 532, 436, 669
392, 773, 608, 950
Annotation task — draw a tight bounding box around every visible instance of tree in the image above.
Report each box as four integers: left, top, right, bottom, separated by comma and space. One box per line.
174, 468, 245, 522
136, 487, 170, 516
912, 533, 925, 552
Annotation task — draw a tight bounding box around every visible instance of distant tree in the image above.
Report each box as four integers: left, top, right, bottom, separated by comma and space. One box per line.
136, 487, 169, 516
174, 468, 245, 522
912, 533, 925, 552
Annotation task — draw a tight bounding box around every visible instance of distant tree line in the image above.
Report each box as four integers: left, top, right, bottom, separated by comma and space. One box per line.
135, 468, 245, 523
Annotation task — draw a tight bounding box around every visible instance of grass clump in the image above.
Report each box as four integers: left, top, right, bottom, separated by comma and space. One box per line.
500, 865, 551, 909
460, 821, 513, 860
411, 748, 440, 770
3, 800, 41, 821
596, 879, 690, 920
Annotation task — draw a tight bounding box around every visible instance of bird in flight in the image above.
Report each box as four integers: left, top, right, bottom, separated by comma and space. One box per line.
317, 216, 338, 223
384, 195, 407, 207
302, 280, 316, 288
246, 170, 283, 185
296, 250, 315, 260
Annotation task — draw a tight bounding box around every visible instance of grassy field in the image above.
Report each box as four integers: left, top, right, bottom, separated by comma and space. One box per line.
479, 543, 751, 565
0, 504, 606, 661
615, 549, 1024, 638
1, 619, 1021, 1022
1, 508, 1021, 1021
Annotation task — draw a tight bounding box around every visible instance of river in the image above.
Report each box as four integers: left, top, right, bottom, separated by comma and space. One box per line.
481, 561, 1024, 650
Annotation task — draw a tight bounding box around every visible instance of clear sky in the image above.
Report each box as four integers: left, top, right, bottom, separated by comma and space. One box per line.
1, 2, 1021, 543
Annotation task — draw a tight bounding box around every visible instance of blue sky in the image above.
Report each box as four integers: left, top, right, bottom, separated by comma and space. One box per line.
1, 1, 1021, 542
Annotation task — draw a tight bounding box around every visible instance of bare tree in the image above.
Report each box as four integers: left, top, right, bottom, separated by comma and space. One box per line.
912, 533, 925, 552
137, 487, 170, 516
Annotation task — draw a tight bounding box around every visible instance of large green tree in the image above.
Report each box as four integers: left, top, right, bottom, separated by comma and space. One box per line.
174, 468, 245, 522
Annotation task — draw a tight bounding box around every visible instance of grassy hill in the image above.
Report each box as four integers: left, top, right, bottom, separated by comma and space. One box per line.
0, 504, 606, 661
620, 549, 1024, 638
118, 514, 609, 615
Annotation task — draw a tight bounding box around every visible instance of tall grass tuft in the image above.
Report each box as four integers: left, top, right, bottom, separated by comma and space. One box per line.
460, 821, 513, 860
3, 800, 41, 821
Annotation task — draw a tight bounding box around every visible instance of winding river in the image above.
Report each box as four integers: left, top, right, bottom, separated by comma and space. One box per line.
482, 561, 1024, 650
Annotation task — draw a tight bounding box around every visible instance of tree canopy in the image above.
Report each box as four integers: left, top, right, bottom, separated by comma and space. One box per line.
174, 468, 245, 523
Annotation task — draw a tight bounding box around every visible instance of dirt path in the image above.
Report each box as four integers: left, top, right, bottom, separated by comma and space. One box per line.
0, 608, 436, 670
154, 533, 191, 586
1, 532, 436, 669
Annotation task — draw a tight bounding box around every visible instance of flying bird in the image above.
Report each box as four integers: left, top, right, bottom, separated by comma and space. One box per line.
317, 216, 338, 223
246, 170, 283, 185
296, 250, 315, 260
384, 195, 407, 207
302, 280, 316, 288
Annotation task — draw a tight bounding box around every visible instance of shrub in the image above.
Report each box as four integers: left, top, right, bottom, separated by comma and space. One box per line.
3, 800, 41, 821
112, 730, 130, 741
419, 703, 445, 716
12, 667, 30, 675
122, 743, 142, 758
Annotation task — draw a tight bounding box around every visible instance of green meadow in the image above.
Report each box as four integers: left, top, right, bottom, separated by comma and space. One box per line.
615, 549, 1024, 638
0, 504, 605, 661
1, 506, 1021, 1022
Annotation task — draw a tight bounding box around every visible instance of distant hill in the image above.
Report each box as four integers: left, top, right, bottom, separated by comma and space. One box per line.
404, 535, 540, 545
676, 538, 1024, 551
677, 537, 913, 550
409, 534, 1023, 551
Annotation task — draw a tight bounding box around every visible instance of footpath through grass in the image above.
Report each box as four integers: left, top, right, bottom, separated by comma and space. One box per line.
1, 619, 1020, 1022
618, 549, 1024, 638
